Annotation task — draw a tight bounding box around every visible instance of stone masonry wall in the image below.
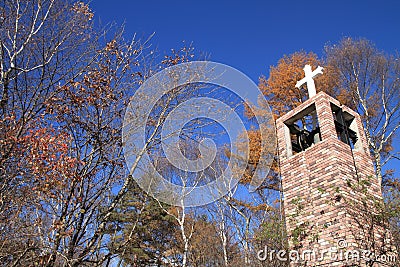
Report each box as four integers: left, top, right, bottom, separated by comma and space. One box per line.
276, 92, 393, 266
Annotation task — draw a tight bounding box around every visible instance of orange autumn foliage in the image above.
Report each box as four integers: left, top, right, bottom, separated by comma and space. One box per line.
259, 51, 341, 118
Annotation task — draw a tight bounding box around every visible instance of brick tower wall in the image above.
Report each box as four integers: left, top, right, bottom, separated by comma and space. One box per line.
276, 92, 393, 266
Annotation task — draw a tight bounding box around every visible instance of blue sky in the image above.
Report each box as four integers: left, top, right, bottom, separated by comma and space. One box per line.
92, 0, 400, 82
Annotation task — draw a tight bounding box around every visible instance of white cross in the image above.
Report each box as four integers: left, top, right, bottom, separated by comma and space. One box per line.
295, 64, 324, 98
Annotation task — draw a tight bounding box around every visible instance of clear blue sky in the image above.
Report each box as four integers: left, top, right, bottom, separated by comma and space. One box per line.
91, 0, 399, 82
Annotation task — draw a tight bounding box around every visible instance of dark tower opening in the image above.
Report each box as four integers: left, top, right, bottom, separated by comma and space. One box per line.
331, 103, 358, 148
284, 104, 321, 154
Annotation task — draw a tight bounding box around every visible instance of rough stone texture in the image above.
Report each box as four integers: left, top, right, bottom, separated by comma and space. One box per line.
277, 92, 395, 266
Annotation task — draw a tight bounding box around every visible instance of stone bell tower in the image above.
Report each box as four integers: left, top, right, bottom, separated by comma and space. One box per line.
276, 66, 395, 266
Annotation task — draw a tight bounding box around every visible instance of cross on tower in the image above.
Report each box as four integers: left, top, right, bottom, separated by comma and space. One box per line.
295, 64, 324, 98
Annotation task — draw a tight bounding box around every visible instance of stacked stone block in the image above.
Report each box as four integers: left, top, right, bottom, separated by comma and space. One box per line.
277, 92, 394, 266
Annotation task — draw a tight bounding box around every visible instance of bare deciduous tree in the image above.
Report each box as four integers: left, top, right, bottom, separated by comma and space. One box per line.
325, 38, 400, 184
